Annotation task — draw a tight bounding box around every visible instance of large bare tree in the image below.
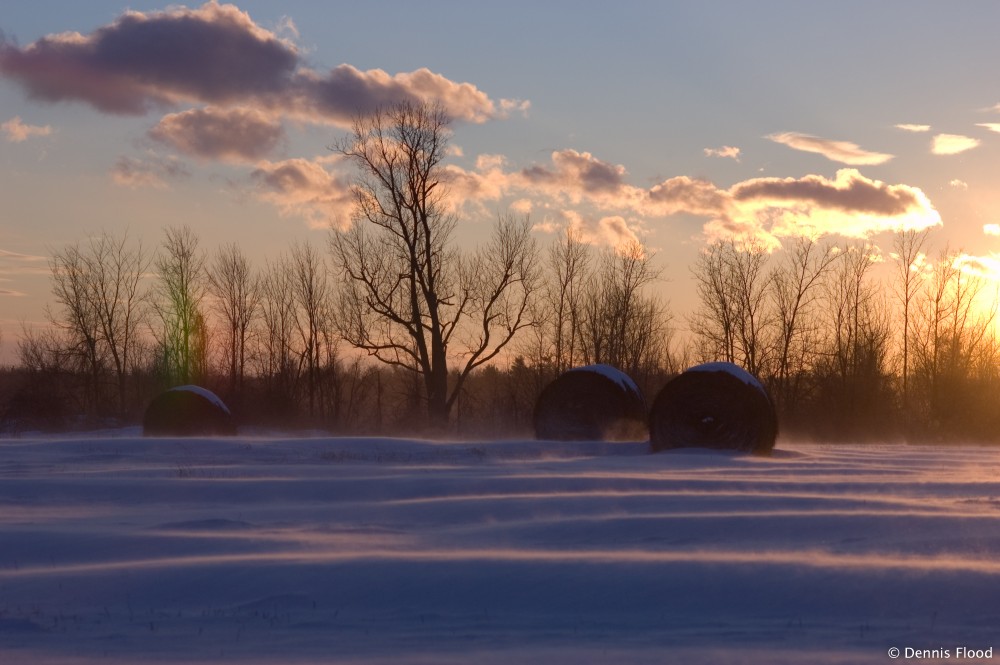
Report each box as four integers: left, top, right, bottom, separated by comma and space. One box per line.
330, 102, 539, 428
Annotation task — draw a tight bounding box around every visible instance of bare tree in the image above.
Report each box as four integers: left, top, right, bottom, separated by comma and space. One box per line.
546, 226, 591, 374
689, 241, 737, 364
85, 231, 149, 415
208, 243, 261, 397
911, 248, 996, 433
154, 226, 207, 385
892, 228, 930, 409
48, 242, 105, 415
770, 237, 838, 409
257, 255, 297, 409
577, 240, 671, 384
288, 240, 332, 418
330, 102, 539, 427
690, 237, 773, 376
815, 244, 893, 434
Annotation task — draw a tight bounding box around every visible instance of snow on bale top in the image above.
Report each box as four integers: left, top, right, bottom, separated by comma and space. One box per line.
534, 365, 646, 442
168, 385, 232, 415
566, 364, 642, 399
143, 385, 236, 437
649, 362, 776, 455
687, 361, 765, 394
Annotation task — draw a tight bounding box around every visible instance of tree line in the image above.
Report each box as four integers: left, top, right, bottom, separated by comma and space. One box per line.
2, 102, 998, 442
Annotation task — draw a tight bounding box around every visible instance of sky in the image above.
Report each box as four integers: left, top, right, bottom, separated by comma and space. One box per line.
3, 1, 1000, 363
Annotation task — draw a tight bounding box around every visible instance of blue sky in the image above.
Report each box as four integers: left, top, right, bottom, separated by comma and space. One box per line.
3, 1, 1000, 361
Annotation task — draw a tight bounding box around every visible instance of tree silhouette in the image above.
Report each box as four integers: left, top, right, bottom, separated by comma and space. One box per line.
330, 102, 539, 428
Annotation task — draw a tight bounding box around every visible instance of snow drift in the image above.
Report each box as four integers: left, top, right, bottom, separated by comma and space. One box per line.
1, 434, 999, 664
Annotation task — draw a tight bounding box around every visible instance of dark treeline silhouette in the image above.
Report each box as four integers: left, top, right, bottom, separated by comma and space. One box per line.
3, 221, 998, 443
2, 103, 998, 442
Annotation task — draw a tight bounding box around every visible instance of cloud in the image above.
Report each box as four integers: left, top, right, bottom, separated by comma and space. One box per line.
725, 169, 940, 244
704, 145, 741, 161
0, 2, 297, 114
149, 106, 283, 162
931, 133, 980, 155
110, 155, 189, 189
499, 98, 531, 118
647, 176, 730, 217
952, 253, 1000, 282
289, 64, 501, 125
2, 116, 52, 142
445, 146, 939, 251
767, 132, 893, 166
984, 224, 1000, 237
895, 124, 931, 133
976, 123, 1000, 134
0, 248, 47, 262
536, 210, 643, 249
950, 179, 969, 190
0, 2, 511, 125
521, 149, 628, 198
250, 158, 353, 229
0, 247, 48, 296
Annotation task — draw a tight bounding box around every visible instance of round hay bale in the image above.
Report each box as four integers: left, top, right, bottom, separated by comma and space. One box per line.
649, 362, 776, 455
142, 385, 236, 437
534, 364, 646, 441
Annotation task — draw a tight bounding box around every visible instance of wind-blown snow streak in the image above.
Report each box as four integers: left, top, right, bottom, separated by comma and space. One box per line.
2, 436, 1000, 663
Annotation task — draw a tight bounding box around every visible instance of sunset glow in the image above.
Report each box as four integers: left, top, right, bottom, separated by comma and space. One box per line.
3, 2, 1000, 361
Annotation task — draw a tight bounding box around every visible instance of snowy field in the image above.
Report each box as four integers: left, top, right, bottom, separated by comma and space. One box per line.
2, 434, 1000, 664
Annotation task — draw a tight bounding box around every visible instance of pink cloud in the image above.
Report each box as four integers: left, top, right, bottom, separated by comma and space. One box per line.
767, 132, 893, 165
2, 116, 52, 142
149, 107, 283, 162
250, 158, 353, 229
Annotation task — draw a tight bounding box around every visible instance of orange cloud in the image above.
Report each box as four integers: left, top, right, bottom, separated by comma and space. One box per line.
725, 169, 940, 246
895, 124, 931, 133
704, 145, 741, 161
445, 145, 940, 250
952, 253, 1000, 281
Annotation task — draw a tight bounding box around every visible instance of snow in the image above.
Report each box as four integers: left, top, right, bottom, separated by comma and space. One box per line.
687, 361, 766, 393
1, 435, 1000, 663
567, 363, 642, 397
167, 385, 232, 415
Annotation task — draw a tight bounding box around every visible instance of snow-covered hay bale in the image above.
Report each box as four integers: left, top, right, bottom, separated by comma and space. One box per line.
143, 385, 235, 437
534, 364, 646, 441
649, 362, 776, 455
